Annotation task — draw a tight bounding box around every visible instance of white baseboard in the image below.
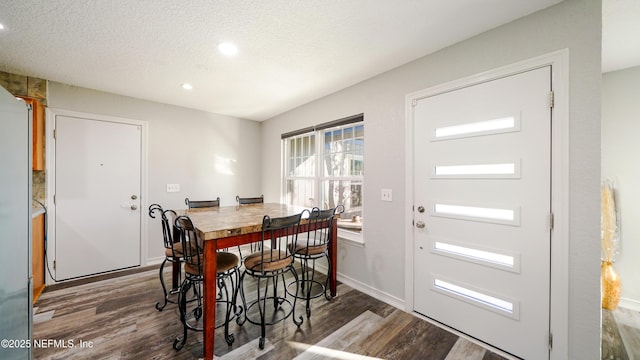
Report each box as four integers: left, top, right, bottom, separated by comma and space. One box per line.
619, 297, 640, 312
309, 262, 405, 310
336, 272, 405, 310
146, 256, 165, 266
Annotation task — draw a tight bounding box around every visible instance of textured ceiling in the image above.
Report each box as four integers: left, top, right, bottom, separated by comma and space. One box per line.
0, 0, 599, 121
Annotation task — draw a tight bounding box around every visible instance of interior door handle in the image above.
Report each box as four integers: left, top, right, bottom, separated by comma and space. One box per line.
416, 221, 425, 229
131, 205, 138, 210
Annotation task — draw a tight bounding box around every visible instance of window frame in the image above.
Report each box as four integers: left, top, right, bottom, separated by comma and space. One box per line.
282, 114, 364, 244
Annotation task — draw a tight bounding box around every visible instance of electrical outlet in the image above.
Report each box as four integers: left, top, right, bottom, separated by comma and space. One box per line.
166, 184, 180, 193
381, 189, 392, 202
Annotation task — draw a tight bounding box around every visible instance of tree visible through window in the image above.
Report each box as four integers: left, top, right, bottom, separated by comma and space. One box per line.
283, 115, 364, 238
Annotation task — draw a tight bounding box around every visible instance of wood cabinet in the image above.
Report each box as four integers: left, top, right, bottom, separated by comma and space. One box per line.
31, 99, 45, 170
17, 97, 45, 170
32, 214, 45, 303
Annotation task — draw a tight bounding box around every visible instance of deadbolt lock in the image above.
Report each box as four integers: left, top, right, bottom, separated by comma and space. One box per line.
131, 195, 138, 200
417, 206, 425, 213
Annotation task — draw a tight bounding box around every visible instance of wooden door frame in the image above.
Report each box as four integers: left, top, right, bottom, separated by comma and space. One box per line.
45, 108, 149, 284
404, 49, 569, 360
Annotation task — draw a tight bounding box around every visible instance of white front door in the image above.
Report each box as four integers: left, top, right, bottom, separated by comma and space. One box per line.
55, 115, 141, 280
412, 66, 552, 359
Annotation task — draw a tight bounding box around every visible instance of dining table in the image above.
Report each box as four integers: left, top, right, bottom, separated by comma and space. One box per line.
179, 203, 339, 360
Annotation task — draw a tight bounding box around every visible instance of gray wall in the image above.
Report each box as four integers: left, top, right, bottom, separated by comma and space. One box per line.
48, 82, 262, 262
261, 0, 601, 358
602, 65, 640, 308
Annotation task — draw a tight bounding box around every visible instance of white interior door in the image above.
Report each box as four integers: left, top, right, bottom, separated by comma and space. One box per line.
55, 115, 141, 280
412, 67, 552, 359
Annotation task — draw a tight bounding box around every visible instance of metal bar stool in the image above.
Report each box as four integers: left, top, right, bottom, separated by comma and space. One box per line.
236, 211, 305, 349
172, 215, 242, 350
149, 204, 181, 311
286, 205, 343, 317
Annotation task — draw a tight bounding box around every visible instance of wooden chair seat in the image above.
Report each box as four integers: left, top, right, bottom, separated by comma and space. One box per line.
217, 252, 240, 273
183, 252, 239, 276
289, 243, 327, 256
244, 250, 293, 272
165, 241, 199, 258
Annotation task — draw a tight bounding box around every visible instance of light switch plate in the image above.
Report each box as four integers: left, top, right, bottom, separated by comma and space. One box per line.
381, 189, 392, 202
166, 184, 180, 193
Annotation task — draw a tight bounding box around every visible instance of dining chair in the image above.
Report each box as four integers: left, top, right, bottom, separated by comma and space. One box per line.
172, 215, 241, 350
286, 205, 343, 317
148, 204, 181, 311
185, 196, 245, 259
236, 211, 305, 349
185, 197, 220, 208
236, 194, 264, 205
236, 194, 265, 254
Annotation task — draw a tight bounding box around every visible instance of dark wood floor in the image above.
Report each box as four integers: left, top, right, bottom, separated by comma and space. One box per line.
602, 306, 640, 360
33, 265, 511, 359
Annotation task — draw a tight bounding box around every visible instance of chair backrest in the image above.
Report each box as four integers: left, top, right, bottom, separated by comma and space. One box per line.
149, 204, 164, 239
185, 197, 220, 208
296, 207, 336, 255
174, 215, 202, 274
149, 203, 163, 217
149, 204, 178, 250
247, 212, 303, 273
236, 194, 264, 205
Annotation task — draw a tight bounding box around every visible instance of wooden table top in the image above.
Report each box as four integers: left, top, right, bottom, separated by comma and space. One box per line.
180, 203, 308, 241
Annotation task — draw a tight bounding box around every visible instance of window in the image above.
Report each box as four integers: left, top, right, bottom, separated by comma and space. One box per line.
282, 114, 364, 242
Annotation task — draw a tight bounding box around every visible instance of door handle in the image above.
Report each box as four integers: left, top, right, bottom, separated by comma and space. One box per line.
131, 205, 138, 210
416, 221, 425, 229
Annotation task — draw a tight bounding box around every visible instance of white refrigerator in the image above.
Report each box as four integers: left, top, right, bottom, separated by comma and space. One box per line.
0, 84, 32, 359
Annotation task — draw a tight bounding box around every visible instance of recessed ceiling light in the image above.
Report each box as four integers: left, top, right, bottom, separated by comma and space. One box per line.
217, 42, 238, 56
182, 83, 193, 90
